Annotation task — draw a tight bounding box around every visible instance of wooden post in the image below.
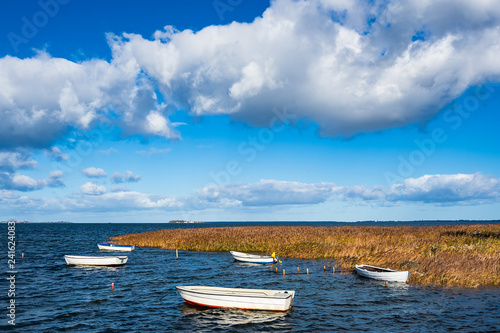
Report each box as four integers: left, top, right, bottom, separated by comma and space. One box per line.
283, 269, 285, 276
333, 267, 335, 274
276, 267, 278, 274
297, 267, 299, 274
307, 268, 309, 275
385, 281, 388, 288
324, 266, 326, 272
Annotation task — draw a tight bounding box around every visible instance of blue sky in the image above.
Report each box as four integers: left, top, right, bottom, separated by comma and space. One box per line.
1, 0, 499, 222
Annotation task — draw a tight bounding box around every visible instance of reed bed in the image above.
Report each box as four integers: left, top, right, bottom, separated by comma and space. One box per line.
112, 224, 500, 287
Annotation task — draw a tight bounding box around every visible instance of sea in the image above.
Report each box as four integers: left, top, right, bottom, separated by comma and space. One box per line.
1, 221, 499, 332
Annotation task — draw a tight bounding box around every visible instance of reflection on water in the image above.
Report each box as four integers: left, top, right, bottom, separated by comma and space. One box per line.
179, 304, 288, 328
3, 223, 500, 332
232, 261, 281, 268
65, 265, 123, 272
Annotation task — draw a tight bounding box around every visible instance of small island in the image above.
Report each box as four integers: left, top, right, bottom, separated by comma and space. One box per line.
168, 220, 203, 224
112, 223, 500, 288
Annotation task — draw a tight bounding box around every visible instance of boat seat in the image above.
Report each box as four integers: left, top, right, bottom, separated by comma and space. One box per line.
273, 291, 289, 297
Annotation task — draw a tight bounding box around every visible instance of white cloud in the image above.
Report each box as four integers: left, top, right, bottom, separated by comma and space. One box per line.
12, 189, 186, 213
144, 111, 173, 137
81, 167, 107, 178
109, 0, 500, 136
1, 0, 499, 148
0, 50, 179, 150
198, 179, 335, 206
110, 171, 141, 184
0, 151, 37, 171
110, 185, 129, 192
387, 173, 500, 204
0, 170, 64, 191
46, 147, 68, 161
49, 170, 63, 178
11, 174, 38, 191
197, 174, 500, 207
2, 173, 499, 214
88, 191, 184, 210
334, 185, 386, 201
80, 182, 107, 195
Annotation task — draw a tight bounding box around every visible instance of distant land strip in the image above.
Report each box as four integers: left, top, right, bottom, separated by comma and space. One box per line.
112, 224, 500, 287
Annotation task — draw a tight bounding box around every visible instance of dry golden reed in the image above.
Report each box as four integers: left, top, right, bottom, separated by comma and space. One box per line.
112, 224, 500, 287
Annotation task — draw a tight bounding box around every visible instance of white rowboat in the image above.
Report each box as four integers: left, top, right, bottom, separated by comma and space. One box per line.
355, 264, 409, 283
176, 286, 295, 311
98, 243, 135, 251
229, 251, 277, 264
64, 255, 128, 266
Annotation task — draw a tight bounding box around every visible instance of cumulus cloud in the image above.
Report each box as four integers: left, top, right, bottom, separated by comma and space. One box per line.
0, 151, 37, 171
0, 50, 179, 150
197, 174, 500, 207
81, 167, 107, 178
2, 173, 499, 213
81, 191, 184, 210
1, 0, 500, 149
46, 170, 65, 188
109, 0, 500, 136
46, 147, 68, 161
110, 185, 129, 192
0, 189, 187, 213
0, 170, 64, 191
80, 182, 107, 195
334, 185, 386, 201
387, 173, 500, 204
110, 171, 142, 184
198, 179, 335, 206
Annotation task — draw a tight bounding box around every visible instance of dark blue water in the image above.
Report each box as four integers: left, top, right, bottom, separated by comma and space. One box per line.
1, 222, 499, 332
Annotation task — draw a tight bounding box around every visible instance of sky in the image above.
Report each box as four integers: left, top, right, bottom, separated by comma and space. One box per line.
0, 0, 499, 223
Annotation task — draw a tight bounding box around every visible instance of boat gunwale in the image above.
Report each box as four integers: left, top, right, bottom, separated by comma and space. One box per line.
355, 264, 404, 273
176, 286, 295, 300
229, 251, 274, 259
98, 243, 134, 248
64, 255, 128, 260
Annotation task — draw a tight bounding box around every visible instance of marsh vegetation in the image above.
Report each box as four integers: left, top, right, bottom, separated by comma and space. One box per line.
112, 224, 500, 287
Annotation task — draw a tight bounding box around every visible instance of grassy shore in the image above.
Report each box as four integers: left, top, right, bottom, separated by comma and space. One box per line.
112, 224, 500, 287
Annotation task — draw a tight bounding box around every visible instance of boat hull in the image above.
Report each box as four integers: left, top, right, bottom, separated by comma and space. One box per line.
355, 265, 409, 283
230, 251, 277, 264
98, 243, 135, 251
64, 255, 128, 266
176, 286, 295, 311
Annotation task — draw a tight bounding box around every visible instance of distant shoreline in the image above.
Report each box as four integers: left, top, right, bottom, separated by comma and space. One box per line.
168, 220, 203, 224
2, 219, 499, 224
0, 221, 73, 223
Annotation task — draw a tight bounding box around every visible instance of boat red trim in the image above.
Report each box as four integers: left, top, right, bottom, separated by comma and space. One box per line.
182, 299, 290, 312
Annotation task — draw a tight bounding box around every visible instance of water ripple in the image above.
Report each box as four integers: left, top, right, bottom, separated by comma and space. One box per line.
2, 223, 499, 332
